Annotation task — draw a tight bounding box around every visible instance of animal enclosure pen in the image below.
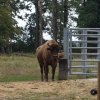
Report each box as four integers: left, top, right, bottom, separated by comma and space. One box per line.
63, 28, 100, 100
63, 28, 100, 77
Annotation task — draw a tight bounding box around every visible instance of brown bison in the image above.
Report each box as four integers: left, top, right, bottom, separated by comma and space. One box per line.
36, 40, 59, 81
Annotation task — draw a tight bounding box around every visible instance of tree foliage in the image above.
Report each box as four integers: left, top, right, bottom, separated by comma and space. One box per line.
1, 0, 100, 53
0, 0, 21, 53
77, 0, 100, 28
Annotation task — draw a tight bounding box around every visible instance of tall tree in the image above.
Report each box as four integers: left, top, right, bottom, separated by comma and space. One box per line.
64, 0, 68, 27
0, 0, 20, 53
34, 0, 40, 48
34, 0, 44, 47
24, 13, 37, 52
77, 0, 100, 27
52, 0, 58, 41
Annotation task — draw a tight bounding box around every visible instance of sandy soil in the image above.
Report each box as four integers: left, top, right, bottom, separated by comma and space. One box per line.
0, 79, 97, 100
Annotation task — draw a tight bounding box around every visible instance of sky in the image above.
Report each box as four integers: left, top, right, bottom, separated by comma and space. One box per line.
15, 1, 35, 27
15, 16, 26, 27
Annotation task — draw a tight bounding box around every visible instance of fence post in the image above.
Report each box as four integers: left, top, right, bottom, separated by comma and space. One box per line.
98, 61, 100, 100
81, 30, 87, 77
63, 27, 69, 59
58, 58, 68, 80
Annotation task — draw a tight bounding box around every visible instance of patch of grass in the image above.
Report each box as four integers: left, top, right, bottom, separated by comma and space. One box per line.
6, 91, 96, 100
0, 54, 59, 82
6, 91, 67, 100
0, 54, 97, 82
0, 54, 41, 82
0, 75, 40, 82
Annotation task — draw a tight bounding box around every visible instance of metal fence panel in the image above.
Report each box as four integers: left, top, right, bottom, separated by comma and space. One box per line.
63, 28, 100, 77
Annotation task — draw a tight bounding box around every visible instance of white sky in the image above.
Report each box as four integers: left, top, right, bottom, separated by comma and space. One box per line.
15, 16, 26, 27
43, 32, 52, 40
15, 1, 35, 27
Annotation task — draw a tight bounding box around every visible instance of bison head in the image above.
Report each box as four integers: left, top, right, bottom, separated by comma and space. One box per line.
46, 40, 59, 52
47, 44, 59, 52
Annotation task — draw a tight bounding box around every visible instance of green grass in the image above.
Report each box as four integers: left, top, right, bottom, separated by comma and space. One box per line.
0, 75, 39, 82
0, 54, 59, 82
0, 54, 41, 82
0, 54, 97, 82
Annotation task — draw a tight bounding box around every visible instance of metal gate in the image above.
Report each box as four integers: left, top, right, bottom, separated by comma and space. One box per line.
63, 28, 100, 76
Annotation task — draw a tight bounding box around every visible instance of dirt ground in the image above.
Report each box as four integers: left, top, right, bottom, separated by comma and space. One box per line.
0, 79, 97, 100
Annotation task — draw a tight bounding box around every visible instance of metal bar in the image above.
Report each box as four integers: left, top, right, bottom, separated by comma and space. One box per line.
71, 47, 100, 49
72, 65, 97, 68
71, 72, 97, 75
71, 59, 99, 62
63, 28, 68, 58
72, 53, 100, 55
81, 30, 87, 77
69, 29, 72, 74
70, 28, 100, 30
72, 34, 100, 36
86, 30, 100, 32
71, 41, 100, 43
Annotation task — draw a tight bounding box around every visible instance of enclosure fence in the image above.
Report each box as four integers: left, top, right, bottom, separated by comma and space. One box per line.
63, 28, 100, 77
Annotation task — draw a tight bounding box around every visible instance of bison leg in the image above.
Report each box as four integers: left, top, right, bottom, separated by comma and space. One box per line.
40, 64, 44, 81
51, 66, 56, 81
44, 64, 49, 82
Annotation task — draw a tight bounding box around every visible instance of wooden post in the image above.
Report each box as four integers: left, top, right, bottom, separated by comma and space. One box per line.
98, 61, 100, 100
58, 58, 68, 80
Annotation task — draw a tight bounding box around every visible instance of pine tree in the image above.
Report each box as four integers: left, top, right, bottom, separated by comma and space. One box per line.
77, 0, 100, 27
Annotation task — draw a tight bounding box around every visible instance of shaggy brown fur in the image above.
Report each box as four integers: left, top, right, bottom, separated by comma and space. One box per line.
36, 40, 59, 81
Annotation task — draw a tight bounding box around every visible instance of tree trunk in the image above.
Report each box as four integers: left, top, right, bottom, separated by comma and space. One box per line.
6, 44, 12, 54
64, 0, 68, 27
1, 46, 5, 54
52, 0, 58, 41
38, 0, 43, 45
34, 0, 43, 48
34, 0, 40, 48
